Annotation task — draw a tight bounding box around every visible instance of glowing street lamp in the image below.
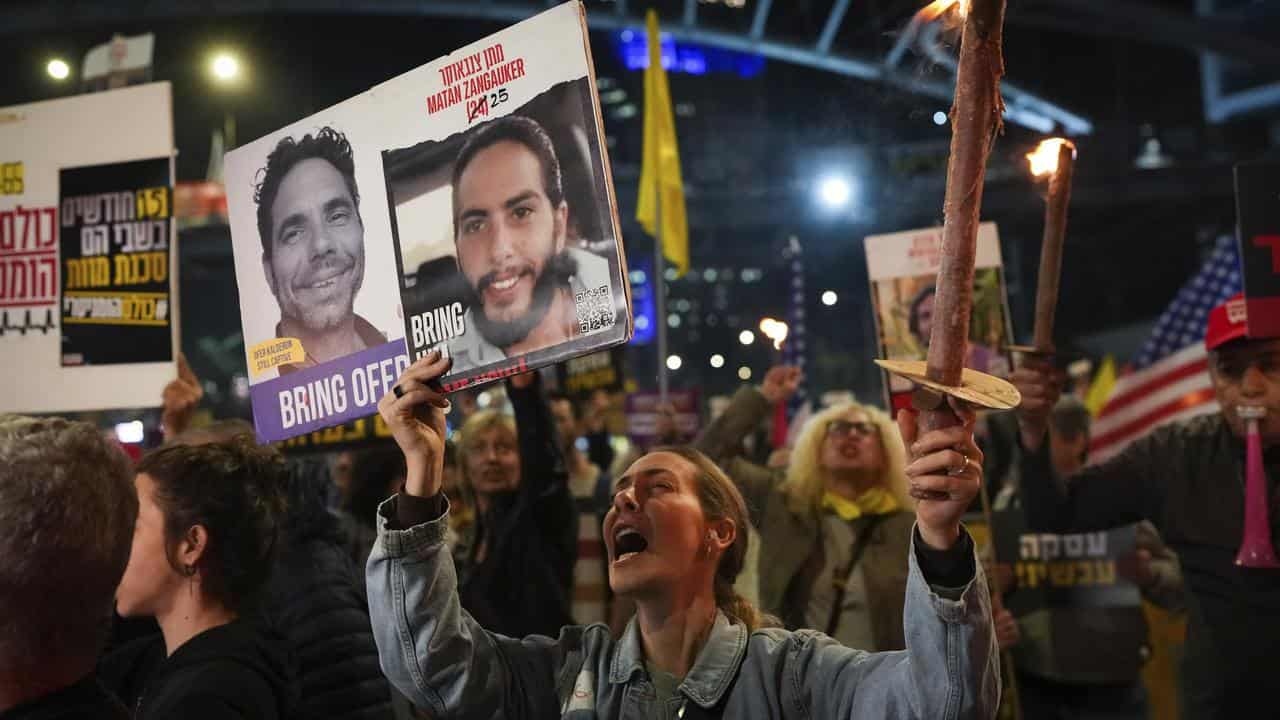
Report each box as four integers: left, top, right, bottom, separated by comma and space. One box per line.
817, 175, 852, 209
211, 53, 240, 82
47, 59, 70, 81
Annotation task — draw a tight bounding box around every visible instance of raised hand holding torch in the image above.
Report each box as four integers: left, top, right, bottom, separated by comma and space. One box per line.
876, 0, 1020, 473
874, 3, 1023, 713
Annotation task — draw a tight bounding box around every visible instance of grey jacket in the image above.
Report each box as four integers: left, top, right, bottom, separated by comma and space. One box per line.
367, 496, 1000, 719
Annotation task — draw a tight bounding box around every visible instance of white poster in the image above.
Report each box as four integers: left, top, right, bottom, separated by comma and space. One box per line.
0, 82, 176, 414
224, 1, 630, 442
864, 222, 1014, 412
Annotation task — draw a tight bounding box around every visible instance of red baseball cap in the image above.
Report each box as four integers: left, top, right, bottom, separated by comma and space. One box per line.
1205, 293, 1249, 351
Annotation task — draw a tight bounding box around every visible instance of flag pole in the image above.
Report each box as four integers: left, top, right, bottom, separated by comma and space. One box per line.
655, 198, 669, 401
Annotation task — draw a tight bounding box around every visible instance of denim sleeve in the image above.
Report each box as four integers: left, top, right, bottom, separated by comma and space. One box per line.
786, 527, 999, 719
365, 495, 568, 719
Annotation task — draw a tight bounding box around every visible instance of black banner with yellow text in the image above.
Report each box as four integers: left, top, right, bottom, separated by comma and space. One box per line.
990, 510, 1140, 610
59, 157, 172, 366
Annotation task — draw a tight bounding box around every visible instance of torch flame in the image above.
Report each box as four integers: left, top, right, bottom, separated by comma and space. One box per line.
759, 317, 789, 351
916, 0, 967, 22
1027, 138, 1076, 178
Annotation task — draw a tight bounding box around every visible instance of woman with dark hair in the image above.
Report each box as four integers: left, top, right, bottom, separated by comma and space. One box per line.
365, 352, 999, 719
114, 438, 295, 719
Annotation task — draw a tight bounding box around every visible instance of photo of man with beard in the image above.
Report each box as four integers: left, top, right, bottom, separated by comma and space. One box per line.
444, 115, 613, 370
254, 127, 386, 374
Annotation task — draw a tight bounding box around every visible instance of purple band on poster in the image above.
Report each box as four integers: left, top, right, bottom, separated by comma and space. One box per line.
250, 340, 410, 443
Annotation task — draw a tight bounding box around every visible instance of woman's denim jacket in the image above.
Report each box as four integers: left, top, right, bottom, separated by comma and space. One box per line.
367, 496, 999, 719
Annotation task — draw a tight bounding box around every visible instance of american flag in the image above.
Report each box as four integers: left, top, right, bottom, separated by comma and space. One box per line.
1089, 234, 1242, 463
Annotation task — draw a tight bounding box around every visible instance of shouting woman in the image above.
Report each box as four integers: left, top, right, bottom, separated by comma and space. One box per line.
366, 351, 998, 719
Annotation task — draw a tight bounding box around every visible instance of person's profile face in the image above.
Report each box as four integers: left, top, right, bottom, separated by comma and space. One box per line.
604, 451, 712, 598
115, 473, 184, 617
262, 157, 365, 334
454, 140, 566, 325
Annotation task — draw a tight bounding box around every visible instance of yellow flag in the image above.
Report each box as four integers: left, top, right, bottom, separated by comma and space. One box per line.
1085, 355, 1117, 417
636, 10, 689, 277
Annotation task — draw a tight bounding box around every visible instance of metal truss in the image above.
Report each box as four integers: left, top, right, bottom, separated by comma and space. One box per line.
1196, 0, 1280, 124
5, 0, 1093, 134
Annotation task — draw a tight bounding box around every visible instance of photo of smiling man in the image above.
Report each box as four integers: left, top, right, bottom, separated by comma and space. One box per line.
446, 115, 612, 369
254, 127, 386, 374
384, 76, 628, 381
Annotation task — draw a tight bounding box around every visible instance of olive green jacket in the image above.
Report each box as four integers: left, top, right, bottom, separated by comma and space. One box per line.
695, 386, 914, 651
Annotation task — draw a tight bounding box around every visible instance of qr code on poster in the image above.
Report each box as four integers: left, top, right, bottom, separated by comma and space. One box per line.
575, 285, 615, 334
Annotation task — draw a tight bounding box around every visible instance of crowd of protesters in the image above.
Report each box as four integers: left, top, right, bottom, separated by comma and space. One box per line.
4, 293, 1276, 720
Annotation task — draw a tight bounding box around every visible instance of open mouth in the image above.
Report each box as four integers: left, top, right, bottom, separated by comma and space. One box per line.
612, 525, 649, 562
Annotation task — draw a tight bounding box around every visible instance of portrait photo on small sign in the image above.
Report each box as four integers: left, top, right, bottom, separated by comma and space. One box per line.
384, 75, 629, 389
865, 222, 1014, 411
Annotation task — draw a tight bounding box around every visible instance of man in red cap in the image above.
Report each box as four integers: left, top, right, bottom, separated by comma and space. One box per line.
1011, 292, 1280, 719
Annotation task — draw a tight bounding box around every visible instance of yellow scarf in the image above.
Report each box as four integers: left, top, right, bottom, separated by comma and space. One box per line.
822, 487, 900, 521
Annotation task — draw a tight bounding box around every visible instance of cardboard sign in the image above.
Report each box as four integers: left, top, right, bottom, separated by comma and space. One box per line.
1234, 161, 1280, 338
969, 511, 1141, 611
225, 2, 631, 443
59, 158, 173, 366
0, 83, 176, 414
864, 222, 1015, 413
555, 347, 626, 397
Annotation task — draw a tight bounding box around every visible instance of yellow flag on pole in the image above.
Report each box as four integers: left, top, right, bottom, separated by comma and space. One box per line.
1085, 354, 1118, 417
636, 10, 689, 277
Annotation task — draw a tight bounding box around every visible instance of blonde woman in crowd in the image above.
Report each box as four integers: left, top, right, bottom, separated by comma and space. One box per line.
695, 366, 922, 650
